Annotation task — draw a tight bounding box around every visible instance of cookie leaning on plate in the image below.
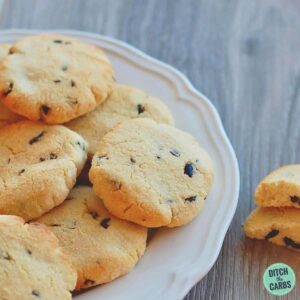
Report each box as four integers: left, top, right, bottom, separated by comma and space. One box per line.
0, 120, 87, 220
89, 118, 214, 228
37, 186, 147, 290
66, 84, 175, 158
244, 207, 300, 251
0, 34, 114, 124
255, 164, 300, 208
0, 44, 22, 128
0, 215, 76, 300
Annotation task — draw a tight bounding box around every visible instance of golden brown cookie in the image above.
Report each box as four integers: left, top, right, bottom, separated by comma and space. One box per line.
90, 118, 214, 228
244, 206, 300, 251
37, 186, 147, 290
66, 84, 174, 158
255, 165, 300, 208
0, 44, 22, 128
0, 120, 87, 220
0, 34, 114, 124
0, 215, 76, 300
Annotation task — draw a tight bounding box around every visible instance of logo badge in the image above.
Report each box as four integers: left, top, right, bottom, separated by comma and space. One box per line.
263, 263, 295, 296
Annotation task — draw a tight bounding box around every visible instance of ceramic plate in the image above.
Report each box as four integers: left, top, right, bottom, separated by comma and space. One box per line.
0, 29, 240, 300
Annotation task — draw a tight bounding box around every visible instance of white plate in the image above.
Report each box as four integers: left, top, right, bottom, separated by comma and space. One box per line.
0, 29, 240, 300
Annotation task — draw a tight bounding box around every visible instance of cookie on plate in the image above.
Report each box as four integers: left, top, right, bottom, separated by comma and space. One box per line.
0, 34, 114, 124
0, 120, 87, 220
255, 165, 300, 208
89, 118, 214, 228
0, 215, 76, 300
66, 84, 175, 158
244, 207, 300, 251
0, 44, 22, 128
37, 186, 147, 290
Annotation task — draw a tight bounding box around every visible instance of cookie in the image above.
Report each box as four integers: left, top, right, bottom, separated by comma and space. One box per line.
0, 44, 22, 128
0, 120, 87, 220
255, 165, 300, 208
89, 118, 214, 228
37, 186, 147, 290
244, 207, 300, 251
0, 215, 76, 300
66, 84, 175, 158
0, 34, 114, 124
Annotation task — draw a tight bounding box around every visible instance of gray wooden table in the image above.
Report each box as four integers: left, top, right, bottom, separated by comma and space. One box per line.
1, 0, 299, 299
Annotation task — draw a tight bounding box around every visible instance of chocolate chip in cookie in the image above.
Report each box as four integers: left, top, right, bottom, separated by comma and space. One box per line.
100, 218, 111, 229
184, 163, 195, 177
264, 229, 279, 239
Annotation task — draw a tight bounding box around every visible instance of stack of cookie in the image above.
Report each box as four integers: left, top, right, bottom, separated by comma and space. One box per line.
244, 165, 300, 251
0, 34, 214, 298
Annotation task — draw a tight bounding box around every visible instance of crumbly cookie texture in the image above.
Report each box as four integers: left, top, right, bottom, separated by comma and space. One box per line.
255, 165, 300, 208
0, 34, 114, 124
0, 120, 87, 220
0, 43, 11, 60
0, 215, 76, 300
89, 118, 214, 228
0, 44, 22, 128
66, 84, 175, 158
37, 186, 147, 290
244, 207, 300, 251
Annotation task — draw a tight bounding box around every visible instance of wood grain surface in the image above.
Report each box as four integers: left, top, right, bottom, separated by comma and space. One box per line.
0, 0, 299, 299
